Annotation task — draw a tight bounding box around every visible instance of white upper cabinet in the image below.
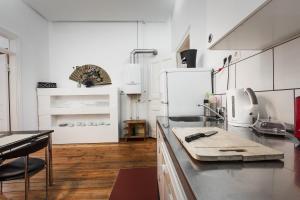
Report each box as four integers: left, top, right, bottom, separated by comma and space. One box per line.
207, 0, 300, 50
206, 0, 270, 49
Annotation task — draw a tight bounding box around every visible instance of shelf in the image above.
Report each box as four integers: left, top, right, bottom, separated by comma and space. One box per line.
54, 125, 111, 129
124, 134, 146, 139
37, 87, 119, 144
123, 119, 146, 141
210, 0, 300, 50
52, 126, 117, 144
126, 136, 146, 139
37, 87, 112, 96
50, 107, 110, 115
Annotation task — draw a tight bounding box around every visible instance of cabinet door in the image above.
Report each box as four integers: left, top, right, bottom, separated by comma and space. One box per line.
157, 127, 165, 200
158, 149, 169, 200
206, 0, 270, 48
148, 57, 176, 138
164, 166, 178, 200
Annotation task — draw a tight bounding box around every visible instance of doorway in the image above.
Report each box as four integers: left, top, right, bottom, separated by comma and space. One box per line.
147, 57, 176, 138
0, 32, 20, 131
0, 37, 10, 131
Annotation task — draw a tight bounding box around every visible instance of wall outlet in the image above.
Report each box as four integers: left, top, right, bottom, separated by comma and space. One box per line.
231, 51, 241, 63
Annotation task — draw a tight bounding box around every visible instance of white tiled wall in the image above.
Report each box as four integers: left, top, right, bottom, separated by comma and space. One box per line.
274, 38, 300, 90
296, 90, 300, 98
205, 50, 235, 69
205, 50, 262, 69
215, 65, 235, 94
240, 50, 262, 60
236, 50, 273, 91
216, 91, 294, 124
213, 37, 300, 125
256, 90, 294, 124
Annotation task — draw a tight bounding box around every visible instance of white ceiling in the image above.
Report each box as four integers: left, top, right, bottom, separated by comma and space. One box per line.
23, 0, 175, 22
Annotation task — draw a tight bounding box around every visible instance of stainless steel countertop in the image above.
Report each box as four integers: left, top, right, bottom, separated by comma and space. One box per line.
157, 116, 300, 200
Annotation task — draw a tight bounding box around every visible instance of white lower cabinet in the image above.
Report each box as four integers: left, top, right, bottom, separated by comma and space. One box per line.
157, 127, 187, 200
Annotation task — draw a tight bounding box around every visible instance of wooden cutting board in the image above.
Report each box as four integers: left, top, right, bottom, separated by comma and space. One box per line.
172, 127, 284, 161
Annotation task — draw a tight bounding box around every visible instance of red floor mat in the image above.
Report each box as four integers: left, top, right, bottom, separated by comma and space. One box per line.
109, 167, 158, 200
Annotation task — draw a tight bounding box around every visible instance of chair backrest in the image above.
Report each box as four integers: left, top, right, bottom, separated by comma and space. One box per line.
0, 136, 49, 160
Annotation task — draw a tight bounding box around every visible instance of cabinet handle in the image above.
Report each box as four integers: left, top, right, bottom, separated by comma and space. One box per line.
208, 33, 213, 43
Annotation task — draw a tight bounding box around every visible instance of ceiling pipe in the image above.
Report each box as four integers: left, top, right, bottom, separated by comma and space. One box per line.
130, 49, 158, 64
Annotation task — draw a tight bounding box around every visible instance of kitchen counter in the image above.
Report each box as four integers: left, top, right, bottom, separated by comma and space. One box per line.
157, 116, 300, 200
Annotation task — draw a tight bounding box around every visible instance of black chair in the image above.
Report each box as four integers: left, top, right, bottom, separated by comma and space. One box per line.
0, 136, 49, 200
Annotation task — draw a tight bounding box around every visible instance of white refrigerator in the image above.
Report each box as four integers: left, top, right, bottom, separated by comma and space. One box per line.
160, 68, 212, 116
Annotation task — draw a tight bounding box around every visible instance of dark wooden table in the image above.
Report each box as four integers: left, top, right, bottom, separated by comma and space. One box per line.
123, 120, 147, 141
0, 130, 54, 185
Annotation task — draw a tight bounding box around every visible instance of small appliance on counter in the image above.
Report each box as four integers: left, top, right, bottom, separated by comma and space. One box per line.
226, 88, 259, 127
295, 96, 300, 139
251, 118, 300, 147
251, 119, 287, 136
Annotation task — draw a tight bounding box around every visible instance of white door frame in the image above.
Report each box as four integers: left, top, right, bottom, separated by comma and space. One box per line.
0, 54, 10, 131
148, 55, 177, 138
0, 27, 23, 131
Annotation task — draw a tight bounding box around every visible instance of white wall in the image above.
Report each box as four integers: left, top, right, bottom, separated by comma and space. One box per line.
171, 0, 206, 67
170, 0, 300, 125
0, 0, 49, 130
49, 21, 171, 136
135, 22, 172, 126
49, 22, 136, 88
171, 0, 261, 69
49, 22, 171, 87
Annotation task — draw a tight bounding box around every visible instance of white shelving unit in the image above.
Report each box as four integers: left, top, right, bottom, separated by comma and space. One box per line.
37, 86, 119, 144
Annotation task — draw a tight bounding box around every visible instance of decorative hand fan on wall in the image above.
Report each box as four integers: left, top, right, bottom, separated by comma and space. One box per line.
69, 65, 112, 87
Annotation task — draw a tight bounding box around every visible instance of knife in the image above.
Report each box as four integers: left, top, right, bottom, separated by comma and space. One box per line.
185, 131, 218, 143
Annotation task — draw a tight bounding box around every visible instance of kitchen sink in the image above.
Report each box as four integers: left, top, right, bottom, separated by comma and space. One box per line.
168, 116, 221, 122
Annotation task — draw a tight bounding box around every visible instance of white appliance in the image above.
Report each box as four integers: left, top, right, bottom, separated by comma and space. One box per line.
160, 68, 212, 116
122, 64, 141, 94
226, 88, 259, 127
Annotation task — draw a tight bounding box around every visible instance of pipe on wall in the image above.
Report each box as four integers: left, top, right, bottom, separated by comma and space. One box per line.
130, 49, 158, 64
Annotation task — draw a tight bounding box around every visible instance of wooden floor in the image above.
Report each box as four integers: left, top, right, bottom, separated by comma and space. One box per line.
0, 139, 157, 200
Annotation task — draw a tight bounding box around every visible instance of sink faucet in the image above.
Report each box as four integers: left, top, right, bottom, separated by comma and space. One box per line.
197, 104, 228, 130
197, 104, 224, 119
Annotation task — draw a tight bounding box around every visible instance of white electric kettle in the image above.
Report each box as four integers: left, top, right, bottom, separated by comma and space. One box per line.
226, 88, 259, 127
